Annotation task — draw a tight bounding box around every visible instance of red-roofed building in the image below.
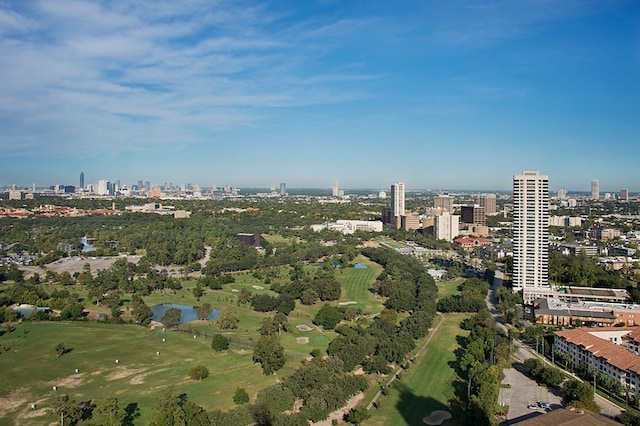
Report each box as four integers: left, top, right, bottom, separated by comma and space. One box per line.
453, 237, 492, 252
554, 327, 640, 393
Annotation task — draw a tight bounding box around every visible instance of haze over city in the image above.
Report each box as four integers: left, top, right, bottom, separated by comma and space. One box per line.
1, 0, 638, 191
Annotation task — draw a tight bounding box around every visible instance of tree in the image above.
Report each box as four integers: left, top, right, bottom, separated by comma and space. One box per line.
196, 303, 213, 320
131, 295, 152, 326
52, 394, 81, 426
95, 397, 126, 426
217, 306, 239, 329
238, 288, 252, 304
189, 364, 209, 380
253, 335, 286, 375
149, 387, 208, 426
55, 342, 68, 358
343, 406, 370, 425
160, 307, 182, 328
233, 387, 250, 405
211, 334, 229, 351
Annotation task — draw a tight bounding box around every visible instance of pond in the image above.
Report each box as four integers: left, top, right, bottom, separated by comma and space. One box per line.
150, 303, 220, 324
352, 263, 369, 269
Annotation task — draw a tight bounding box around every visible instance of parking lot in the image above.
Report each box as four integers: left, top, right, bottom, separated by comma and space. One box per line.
500, 364, 564, 423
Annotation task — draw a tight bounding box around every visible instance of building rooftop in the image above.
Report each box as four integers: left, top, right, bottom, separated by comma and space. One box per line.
555, 328, 640, 375
512, 407, 618, 425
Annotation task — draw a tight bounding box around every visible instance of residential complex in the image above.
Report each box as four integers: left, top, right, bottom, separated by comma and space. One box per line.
591, 179, 600, 200
513, 170, 550, 302
554, 327, 640, 394
390, 182, 405, 227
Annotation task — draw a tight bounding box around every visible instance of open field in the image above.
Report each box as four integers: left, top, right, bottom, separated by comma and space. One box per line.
364, 313, 470, 426
436, 278, 465, 300
0, 321, 292, 425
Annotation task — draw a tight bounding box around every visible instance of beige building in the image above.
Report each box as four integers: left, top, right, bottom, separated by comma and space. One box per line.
434, 194, 453, 213
477, 193, 497, 214
434, 213, 459, 241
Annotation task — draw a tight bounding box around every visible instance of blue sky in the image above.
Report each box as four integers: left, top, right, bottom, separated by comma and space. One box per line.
1, 0, 638, 192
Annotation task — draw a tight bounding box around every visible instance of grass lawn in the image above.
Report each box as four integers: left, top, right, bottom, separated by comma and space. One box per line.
0, 321, 288, 425
436, 278, 465, 301
0, 258, 386, 424
364, 313, 470, 426
334, 255, 384, 315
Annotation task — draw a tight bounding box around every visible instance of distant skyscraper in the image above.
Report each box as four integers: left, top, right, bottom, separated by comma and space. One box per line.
79, 172, 84, 189
591, 179, 600, 200
434, 194, 454, 213
620, 189, 629, 201
477, 193, 497, 214
97, 179, 109, 196
513, 171, 549, 302
332, 179, 339, 197
390, 182, 405, 228
556, 188, 567, 199
279, 182, 286, 196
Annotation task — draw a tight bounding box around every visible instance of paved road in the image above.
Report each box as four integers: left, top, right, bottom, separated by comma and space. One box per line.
488, 271, 624, 420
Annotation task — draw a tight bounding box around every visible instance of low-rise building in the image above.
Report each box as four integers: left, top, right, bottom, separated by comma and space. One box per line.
554, 327, 640, 394
453, 237, 492, 252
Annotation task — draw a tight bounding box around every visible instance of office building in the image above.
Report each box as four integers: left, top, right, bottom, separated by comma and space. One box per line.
556, 188, 566, 199
79, 172, 84, 190
513, 170, 550, 302
434, 213, 459, 241
621, 189, 629, 201
97, 179, 111, 196
434, 194, 453, 213
591, 179, 600, 200
279, 183, 286, 196
477, 193, 497, 214
332, 179, 339, 197
460, 205, 486, 226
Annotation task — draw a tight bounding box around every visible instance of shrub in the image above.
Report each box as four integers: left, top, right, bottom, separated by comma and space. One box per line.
188, 365, 209, 380
211, 334, 229, 351
233, 387, 250, 405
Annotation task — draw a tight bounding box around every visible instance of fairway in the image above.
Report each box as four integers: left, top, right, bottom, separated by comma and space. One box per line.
0, 322, 284, 425
365, 313, 470, 426
335, 256, 384, 314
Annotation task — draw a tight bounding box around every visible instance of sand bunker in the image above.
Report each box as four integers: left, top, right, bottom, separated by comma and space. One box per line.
338, 301, 357, 306
296, 325, 313, 332
231, 289, 239, 292
252, 285, 264, 290
296, 337, 309, 344
423, 410, 452, 425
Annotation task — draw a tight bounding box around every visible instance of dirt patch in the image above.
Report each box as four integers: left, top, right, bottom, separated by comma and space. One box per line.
0, 387, 30, 417
19, 407, 49, 419
296, 324, 313, 332
296, 337, 309, 344
107, 367, 147, 381
49, 374, 85, 389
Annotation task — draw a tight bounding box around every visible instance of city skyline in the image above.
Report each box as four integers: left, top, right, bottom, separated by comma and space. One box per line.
1, 1, 639, 190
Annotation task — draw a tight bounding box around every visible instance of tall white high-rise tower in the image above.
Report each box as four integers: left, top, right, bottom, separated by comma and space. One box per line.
390, 182, 405, 219
332, 179, 339, 197
591, 179, 600, 200
513, 171, 549, 302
